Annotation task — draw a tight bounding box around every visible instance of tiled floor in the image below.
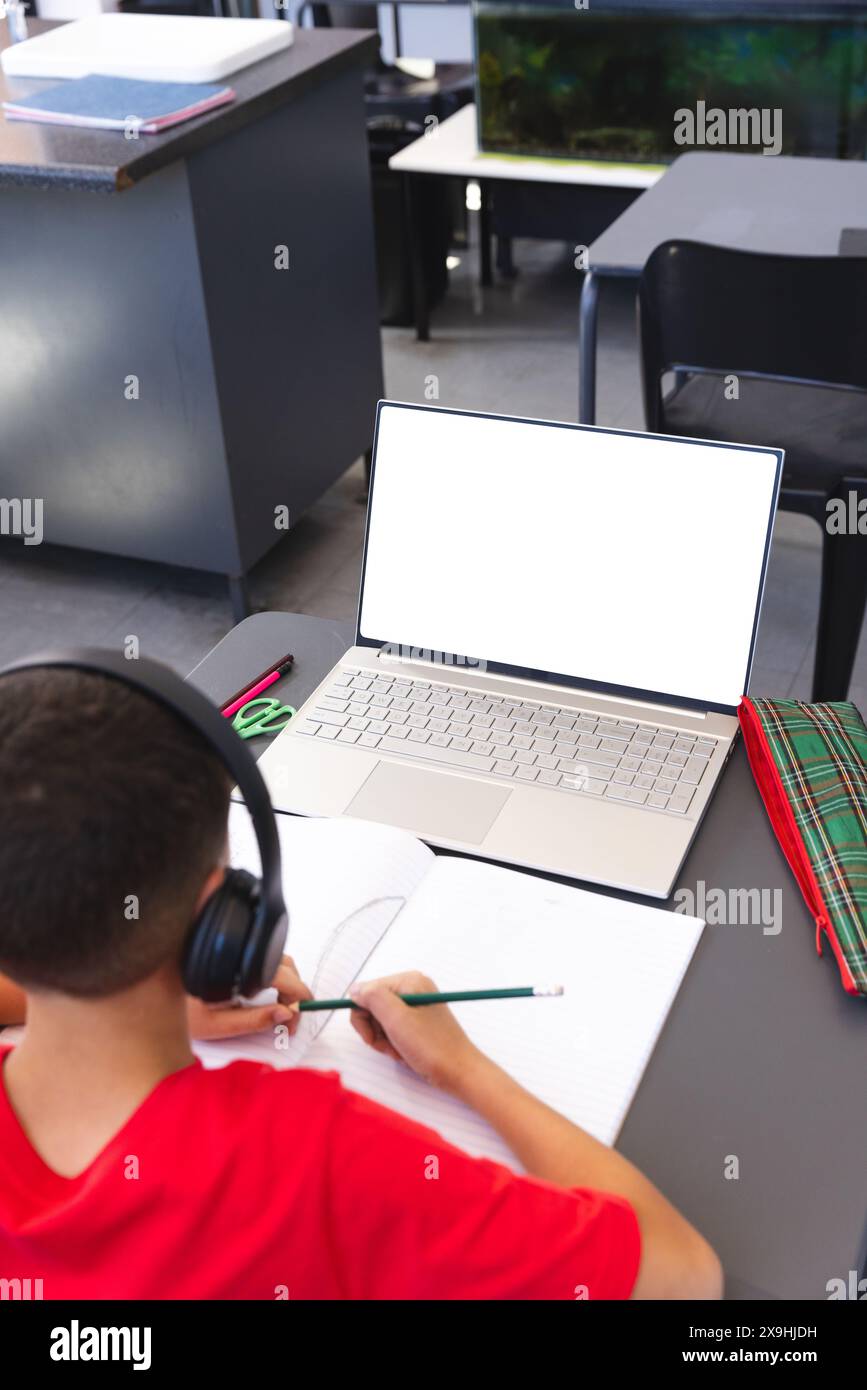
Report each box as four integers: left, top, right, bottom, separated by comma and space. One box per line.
0, 239, 863, 708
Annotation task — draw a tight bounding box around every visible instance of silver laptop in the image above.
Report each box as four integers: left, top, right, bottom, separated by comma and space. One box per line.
258, 402, 782, 898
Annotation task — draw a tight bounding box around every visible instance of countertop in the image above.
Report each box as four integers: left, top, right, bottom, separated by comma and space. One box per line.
0, 19, 378, 192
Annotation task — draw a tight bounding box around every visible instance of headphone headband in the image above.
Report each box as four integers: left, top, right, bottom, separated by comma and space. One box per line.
0, 648, 288, 999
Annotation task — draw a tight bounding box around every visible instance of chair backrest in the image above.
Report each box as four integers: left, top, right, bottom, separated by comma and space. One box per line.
639, 240, 867, 431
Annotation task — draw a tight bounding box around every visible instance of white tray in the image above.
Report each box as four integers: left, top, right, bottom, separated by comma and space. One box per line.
1, 13, 294, 85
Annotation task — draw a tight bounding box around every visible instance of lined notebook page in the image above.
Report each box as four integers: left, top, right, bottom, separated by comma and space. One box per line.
303, 856, 704, 1168
194, 806, 432, 1069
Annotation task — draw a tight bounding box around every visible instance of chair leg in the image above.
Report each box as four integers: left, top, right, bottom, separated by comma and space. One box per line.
578, 270, 601, 425
812, 477, 867, 702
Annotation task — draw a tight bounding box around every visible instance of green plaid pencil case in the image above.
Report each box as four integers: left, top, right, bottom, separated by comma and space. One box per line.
739, 697, 867, 997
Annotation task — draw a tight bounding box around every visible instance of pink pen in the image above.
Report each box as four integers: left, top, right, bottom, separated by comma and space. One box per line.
221, 656, 294, 718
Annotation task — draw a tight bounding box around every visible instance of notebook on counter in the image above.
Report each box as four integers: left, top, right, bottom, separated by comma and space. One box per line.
194, 805, 706, 1169
3, 75, 234, 134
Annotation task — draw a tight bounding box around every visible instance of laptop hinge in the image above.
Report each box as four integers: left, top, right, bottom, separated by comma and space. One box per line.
374, 645, 714, 721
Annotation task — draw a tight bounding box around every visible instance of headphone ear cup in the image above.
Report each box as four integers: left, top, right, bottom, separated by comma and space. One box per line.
238, 903, 288, 1001
182, 869, 261, 1002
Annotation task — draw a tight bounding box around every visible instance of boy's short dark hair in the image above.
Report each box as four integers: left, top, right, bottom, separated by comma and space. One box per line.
0, 668, 231, 997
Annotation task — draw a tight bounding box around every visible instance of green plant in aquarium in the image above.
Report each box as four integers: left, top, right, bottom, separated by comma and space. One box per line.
475, 5, 867, 163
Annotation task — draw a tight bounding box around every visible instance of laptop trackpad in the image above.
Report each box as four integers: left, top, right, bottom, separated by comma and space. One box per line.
345, 761, 509, 845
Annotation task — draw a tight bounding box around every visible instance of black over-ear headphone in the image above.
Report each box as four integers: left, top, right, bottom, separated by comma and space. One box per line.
0, 648, 288, 1002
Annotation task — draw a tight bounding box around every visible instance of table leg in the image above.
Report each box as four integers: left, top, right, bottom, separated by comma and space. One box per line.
496, 235, 517, 279
578, 269, 600, 425
479, 179, 493, 289
404, 173, 430, 343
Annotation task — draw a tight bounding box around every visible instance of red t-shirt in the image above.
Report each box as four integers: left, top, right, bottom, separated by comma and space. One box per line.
0, 1050, 639, 1300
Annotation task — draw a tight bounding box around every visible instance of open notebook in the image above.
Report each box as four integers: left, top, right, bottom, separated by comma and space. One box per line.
194, 806, 704, 1169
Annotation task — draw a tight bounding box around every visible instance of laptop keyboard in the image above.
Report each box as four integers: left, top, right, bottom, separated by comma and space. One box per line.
293, 668, 718, 816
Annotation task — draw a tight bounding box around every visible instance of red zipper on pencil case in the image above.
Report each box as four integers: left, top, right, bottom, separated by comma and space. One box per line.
739, 697, 859, 996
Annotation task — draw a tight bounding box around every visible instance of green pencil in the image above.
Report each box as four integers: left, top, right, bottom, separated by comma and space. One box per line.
299, 985, 564, 1012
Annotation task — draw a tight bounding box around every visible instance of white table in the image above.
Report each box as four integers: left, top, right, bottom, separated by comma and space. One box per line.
389, 102, 663, 188
389, 104, 664, 339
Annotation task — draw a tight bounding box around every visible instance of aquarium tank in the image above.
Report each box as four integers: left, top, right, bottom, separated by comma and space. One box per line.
474, 0, 867, 163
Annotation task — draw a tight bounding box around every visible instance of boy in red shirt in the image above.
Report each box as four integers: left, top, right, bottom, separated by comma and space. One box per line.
0, 668, 721, 1300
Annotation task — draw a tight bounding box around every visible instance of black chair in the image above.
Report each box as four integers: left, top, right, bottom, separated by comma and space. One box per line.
639, 240, 867, 703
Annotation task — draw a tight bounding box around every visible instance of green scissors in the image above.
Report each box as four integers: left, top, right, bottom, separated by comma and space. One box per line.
232, 696, 296, 740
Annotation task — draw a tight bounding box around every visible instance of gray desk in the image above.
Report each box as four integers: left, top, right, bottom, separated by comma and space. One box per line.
579, 151, 867, 423
189, 611, 867, 1301
0, 21, 384, 620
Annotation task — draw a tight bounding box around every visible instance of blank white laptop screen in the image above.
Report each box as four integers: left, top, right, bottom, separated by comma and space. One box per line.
359, 405, 781, 711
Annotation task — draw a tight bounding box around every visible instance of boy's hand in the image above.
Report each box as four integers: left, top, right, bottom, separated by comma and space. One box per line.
186, 954, 313, 1041
349, 971, 484, 1094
